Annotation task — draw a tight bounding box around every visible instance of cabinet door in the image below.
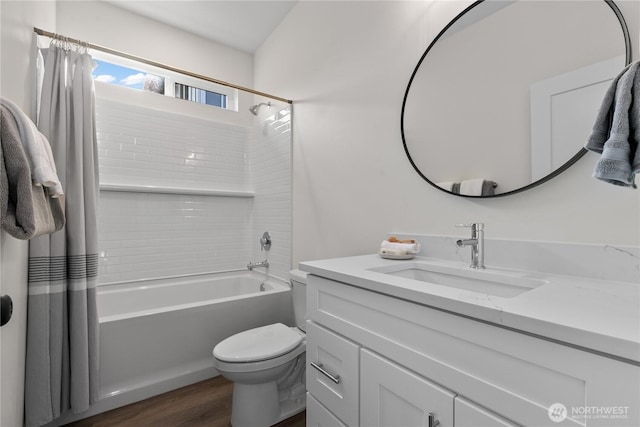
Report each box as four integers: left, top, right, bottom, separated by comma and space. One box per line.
361, 349, 455, 427
307, 393, 347, 427
455, 396, 520, 427
306, 321, 360, 426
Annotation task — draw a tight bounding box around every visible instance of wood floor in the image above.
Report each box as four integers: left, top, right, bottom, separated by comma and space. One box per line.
65, 376, 306, 427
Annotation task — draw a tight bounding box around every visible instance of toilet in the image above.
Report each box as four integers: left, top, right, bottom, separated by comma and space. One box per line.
213, 270, 308, 427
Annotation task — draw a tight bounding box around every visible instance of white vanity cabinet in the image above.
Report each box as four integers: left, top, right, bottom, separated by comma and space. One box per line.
305, 274, 640, 427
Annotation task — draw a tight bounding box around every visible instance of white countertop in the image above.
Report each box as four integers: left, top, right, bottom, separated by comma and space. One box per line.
300, 254, 640, 364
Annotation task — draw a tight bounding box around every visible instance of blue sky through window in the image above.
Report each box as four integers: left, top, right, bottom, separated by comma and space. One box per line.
93, 60, 149, 90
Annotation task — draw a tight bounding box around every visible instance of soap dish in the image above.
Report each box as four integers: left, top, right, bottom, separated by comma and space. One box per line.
379, 251, 415, 260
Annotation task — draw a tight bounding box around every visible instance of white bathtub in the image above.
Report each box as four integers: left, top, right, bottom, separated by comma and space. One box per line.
64, 271, 293, 423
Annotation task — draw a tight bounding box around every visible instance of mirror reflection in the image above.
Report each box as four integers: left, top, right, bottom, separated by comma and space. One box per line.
402, 0, 630, 197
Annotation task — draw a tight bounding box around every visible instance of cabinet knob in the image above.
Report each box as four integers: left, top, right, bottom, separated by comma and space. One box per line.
428, 412, 440, 427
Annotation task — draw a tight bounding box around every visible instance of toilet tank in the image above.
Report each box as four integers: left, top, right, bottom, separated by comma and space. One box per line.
289, 269, 308, 332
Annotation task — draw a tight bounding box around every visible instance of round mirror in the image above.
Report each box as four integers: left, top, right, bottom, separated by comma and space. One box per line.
401, 0, 631, 197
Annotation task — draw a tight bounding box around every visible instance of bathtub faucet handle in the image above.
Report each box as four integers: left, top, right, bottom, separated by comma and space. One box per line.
260, 232, 271, 251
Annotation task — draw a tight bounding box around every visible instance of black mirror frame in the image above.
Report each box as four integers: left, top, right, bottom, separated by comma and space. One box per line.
400, 0, 632, 198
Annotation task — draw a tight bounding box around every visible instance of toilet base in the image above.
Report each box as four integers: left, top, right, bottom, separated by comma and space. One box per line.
276, 384, 306, 422
229, 355, 306, 427
230, 381, 306, 427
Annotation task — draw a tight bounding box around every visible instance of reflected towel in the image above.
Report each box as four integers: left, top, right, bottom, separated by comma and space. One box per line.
438, 179, 496, 196
0, 105, 65, 239
0, 97, 63, 197
458, 179, 497, 196
585, 62, 640, 187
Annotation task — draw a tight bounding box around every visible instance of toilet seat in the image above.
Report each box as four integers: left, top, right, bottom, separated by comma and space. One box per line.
214, 341, 305, 374
213, 323, 303, 363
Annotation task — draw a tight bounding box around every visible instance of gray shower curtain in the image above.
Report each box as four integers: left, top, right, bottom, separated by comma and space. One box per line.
25, 45, 100, 427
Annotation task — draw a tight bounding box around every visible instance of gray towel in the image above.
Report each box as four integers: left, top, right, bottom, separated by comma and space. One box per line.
481, 180, 497, 196
0, 97, 63, 196
449, 180, 497, 196
585, 61, 640, 187
0, 105, 65, 239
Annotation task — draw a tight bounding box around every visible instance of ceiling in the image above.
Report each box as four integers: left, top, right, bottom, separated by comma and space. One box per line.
104, 1, 298, 53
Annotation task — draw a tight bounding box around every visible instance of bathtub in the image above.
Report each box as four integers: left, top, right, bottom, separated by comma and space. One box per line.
76, 271, 293, 422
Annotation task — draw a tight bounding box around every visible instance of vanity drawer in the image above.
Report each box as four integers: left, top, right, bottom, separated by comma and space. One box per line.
306, 320, 360, 426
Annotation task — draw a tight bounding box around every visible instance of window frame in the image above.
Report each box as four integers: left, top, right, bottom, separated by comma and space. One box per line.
91, 50, 238, 111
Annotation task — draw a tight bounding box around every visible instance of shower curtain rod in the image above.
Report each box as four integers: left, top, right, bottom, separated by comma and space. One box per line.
33, 27, 293, 104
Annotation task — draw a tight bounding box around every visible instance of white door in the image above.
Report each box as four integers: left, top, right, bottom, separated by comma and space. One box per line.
360, 349, 455, 427
0, 231, 28, 427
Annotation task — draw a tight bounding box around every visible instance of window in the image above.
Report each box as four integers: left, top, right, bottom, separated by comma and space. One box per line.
174, 83, 227, 108
91, 53, 236, 111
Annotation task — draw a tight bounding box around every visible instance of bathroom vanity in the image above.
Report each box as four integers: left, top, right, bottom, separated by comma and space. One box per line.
300, 250, 640, 427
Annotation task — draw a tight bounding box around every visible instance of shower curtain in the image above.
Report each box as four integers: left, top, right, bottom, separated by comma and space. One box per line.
25, 45, 100, 427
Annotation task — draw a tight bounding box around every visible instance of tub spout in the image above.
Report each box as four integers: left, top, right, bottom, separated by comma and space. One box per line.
247, 260, 269, 270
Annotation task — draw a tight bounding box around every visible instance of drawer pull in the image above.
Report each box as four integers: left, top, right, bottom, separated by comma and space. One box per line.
428, 412, 440, 427
310, 362, 341, 384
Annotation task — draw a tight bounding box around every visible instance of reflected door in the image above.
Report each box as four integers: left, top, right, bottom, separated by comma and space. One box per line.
530, 55, 624, 180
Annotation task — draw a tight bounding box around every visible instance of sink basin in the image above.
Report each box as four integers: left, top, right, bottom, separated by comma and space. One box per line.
368, 261, 548, 298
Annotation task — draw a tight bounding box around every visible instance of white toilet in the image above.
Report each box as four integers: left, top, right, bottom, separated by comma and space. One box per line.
213, 270, 308, 427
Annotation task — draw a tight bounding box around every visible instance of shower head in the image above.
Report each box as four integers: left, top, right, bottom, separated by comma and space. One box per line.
249, 102, 271, 116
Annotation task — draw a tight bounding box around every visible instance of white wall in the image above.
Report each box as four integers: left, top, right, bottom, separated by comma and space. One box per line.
254, 0, 640, 266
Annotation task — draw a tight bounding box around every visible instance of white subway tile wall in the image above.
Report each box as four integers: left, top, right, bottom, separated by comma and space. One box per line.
250, 108, 292, 281
96, 99, 249, 191
98, 192, 252, 282
96, 98, 291, 284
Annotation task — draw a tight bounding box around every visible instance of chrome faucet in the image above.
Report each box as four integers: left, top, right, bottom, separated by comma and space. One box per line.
456, 223, 485, 269
247, 260, 269, 271
249, 232, 271, 271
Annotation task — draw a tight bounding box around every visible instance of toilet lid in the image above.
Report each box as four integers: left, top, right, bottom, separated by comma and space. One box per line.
213, 323, 303, 363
